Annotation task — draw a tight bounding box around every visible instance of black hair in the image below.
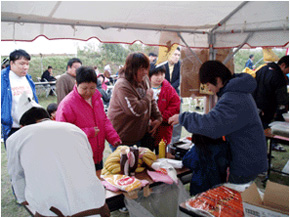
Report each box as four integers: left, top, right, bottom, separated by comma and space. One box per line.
199, 61, 233, 86
9, 49, 31, 62
149, 52, 157, 57
48, 66, 53, 69
66, 58, 82, 70
249, 54, 254, 59
278, 55, 289, 68
76, 66, 97, 85
20, 107, 50, 126
149, 63, 166, 77
46, 103, 58, 116
176, 47, 181, 52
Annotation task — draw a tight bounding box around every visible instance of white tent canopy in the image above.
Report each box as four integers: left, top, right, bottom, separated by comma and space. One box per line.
1, 1, 289, 50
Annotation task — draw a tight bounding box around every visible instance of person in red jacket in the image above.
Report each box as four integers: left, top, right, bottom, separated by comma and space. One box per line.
149, 64, 181, 154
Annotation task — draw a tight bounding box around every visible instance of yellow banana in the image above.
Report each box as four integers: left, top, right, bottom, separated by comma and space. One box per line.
105, 156, 120, 163
142, 156, 154, 167
101, 168, 109, 175
143, 151, 157, 161
107, 163, 120, 172
135, 167, 145, 173
111, 166, 121, 174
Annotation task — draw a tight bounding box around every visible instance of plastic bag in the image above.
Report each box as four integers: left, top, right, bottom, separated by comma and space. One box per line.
124, 179, 190, 217
101, 174, 143, 192
151, 159, 178, 183
185, 185, 244, 217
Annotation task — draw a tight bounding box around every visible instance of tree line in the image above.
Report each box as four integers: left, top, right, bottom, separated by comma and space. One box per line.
2, 43, 286, 82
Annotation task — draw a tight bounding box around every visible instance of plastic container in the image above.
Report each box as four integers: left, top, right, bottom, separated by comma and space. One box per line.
158, 139, 166, 159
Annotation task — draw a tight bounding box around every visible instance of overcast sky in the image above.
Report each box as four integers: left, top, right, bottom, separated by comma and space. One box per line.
1, 37, 100, 56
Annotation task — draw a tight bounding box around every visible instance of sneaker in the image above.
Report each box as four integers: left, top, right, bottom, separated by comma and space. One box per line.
119, 207, 129, 214
272, 144, 286, 152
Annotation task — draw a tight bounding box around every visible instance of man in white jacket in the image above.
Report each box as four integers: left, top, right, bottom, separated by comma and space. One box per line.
6, 93, 109, 216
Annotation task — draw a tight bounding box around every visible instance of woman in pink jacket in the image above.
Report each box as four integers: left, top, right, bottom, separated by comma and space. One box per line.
56, 66, 121, 170
149, 64, 181, 153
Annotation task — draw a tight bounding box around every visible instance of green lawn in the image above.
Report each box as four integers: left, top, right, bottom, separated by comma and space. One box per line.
1, 96, 289, 217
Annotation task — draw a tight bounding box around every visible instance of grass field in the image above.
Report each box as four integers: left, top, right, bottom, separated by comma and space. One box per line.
1, 95, 289, 217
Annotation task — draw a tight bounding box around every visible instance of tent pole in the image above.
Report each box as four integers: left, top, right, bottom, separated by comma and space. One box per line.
223, 32, 254, 65
178, 33, 202, 64
211, 1, 249, 32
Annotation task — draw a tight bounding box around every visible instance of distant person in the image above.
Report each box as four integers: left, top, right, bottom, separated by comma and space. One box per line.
46, 103, 58, 120
94, 65, 100, 76
165, 47, 182, 145
56, 66, 121, 170
104, 64, 114, 85
98, 74, 108, 91
6, 93, 110, 216
41, 66, 56, 96
148, 52, 157, 64
56, 58, 82, 104
252, 55, 289, 151
169, 60, 268, 185
2, 58, 9, 69
165, 47, 181, 95
149, 63, 180, 153
41, 66, 56, 82
97, 77, 111, 108
1, 49, 38, 143
245, 54, 255, 69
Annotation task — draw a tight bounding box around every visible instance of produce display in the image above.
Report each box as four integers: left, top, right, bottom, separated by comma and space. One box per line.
101, 146, 157, 176
185, 185, 244, 217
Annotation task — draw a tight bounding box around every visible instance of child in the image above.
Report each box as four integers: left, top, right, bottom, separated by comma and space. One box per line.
182, 134, 230, 196
46, 103, 58, 120
149, 63, 180, 154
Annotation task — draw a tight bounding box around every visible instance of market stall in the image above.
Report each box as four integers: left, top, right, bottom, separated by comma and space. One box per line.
2, 2, 289, 217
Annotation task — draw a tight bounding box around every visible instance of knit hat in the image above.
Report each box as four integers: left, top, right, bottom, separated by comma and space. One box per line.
15, 92, 44, 123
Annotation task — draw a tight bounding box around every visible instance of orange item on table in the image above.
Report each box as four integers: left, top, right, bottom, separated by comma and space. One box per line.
185, 185, 244, 217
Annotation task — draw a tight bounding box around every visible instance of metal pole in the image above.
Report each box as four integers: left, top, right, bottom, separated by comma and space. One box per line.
223, 32, 254, 65
178, 33, 202, 64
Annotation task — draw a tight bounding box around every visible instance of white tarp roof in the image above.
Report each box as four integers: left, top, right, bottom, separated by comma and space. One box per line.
1, 1, 289, 49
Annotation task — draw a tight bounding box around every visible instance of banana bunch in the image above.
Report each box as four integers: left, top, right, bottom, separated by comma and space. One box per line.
101, 146, 124, 175
139, 147, 157, 167
101, 146, 157, 175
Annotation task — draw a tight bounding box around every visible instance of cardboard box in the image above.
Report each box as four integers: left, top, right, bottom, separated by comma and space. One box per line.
241, 181, 289, 217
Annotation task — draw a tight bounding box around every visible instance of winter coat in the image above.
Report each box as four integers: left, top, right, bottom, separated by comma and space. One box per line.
179, 73, 268, 179
108, 75, 162, 145
154, 79, 180, 146
1, 65, 38, 141
165, 61, 181, 94
182, 142, 230, 196
252, 62, 288, 125
56, 85, 120, 164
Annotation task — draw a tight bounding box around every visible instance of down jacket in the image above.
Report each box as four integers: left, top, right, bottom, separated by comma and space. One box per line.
154, 79, 180, 146
179, 73, 268, 179
56, 85, 120, 164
